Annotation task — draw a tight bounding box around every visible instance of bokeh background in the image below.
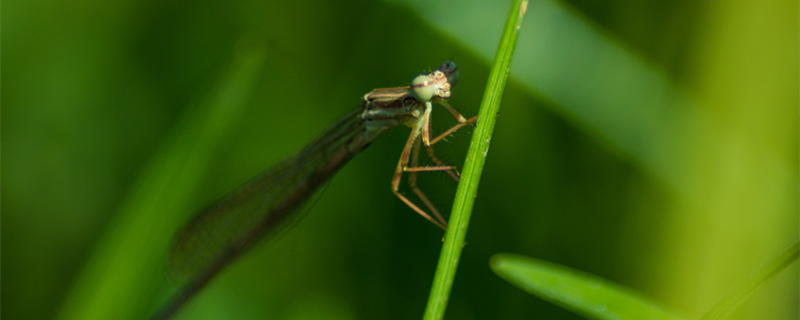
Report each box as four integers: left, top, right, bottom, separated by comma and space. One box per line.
3, 0, 797, 319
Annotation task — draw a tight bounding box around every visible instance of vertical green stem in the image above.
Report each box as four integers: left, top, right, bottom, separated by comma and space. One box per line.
423, 0, 528, 319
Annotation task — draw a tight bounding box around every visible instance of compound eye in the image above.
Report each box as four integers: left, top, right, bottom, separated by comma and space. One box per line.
440, 61, 459, 85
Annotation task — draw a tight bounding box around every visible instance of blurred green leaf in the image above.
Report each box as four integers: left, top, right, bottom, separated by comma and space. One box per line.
701, 241, 800, 320
55, 40, 266, 320
491, 253, 687, 320
410, 0, 694, 195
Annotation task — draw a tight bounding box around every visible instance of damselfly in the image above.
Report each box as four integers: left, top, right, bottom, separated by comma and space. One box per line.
152, 61, 475, 319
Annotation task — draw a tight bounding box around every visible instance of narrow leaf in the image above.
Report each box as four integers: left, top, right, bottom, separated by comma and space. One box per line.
492, 254, 686, 320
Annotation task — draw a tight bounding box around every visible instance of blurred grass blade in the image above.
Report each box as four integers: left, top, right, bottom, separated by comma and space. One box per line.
423, 1, 528, 319
407, 0, 787, 199
55, 40, 266, 320
491, 254, 687, 320
701, 241, 800, 320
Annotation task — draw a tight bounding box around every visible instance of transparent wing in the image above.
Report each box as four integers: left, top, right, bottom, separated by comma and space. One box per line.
169, 107, 365, 284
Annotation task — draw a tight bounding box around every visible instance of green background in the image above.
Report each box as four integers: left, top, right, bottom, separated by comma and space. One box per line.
3, 0, 797, 319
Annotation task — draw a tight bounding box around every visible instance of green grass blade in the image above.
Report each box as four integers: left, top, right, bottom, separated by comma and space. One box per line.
491, 254, 687, 320
55, 40, 266, 320
701, 241, 800, 320
422, 1, 528, 319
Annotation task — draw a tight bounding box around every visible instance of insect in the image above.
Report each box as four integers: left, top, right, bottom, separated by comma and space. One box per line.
152, 61, 475, 319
